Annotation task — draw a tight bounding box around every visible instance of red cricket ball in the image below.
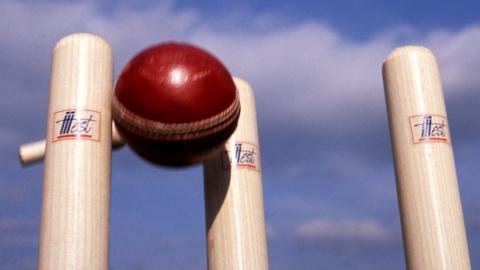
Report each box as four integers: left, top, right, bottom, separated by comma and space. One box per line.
112, 42, 240, 166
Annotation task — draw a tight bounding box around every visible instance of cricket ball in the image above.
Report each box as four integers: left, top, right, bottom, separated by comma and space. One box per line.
112, 42, 240, 166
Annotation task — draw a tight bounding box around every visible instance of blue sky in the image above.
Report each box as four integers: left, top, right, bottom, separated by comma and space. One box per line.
1, 0, 480, 269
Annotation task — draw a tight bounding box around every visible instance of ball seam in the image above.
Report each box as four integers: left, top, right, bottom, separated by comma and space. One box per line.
112, 90, 240, 141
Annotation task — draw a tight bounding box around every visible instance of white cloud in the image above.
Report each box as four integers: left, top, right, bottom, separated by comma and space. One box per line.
0, 1, 478, 268
1, 0, 479, 145
295, 217, 393, 244
0, 0, 201, 161
426, 25, 480, 93
0, 0, 198, 81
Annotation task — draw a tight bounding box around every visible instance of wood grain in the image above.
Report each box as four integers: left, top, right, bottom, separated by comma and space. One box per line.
38, 33, 113, 270
203, 77, 269, 270
383, 46, 471, 270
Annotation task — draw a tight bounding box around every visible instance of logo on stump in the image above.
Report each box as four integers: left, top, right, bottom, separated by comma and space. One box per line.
53, 109, 100, 142
222, 142, 259, 171
409, 114, 450, 144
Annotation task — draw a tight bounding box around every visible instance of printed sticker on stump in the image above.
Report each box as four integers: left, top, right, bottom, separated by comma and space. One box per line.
52, 109, 101, 142
409, 114, 450, 144
222, 142, 260, 171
